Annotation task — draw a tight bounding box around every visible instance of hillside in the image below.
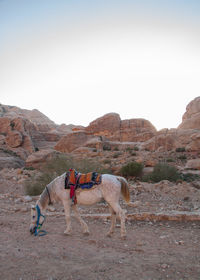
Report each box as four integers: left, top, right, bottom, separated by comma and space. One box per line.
0, 97, 200, 172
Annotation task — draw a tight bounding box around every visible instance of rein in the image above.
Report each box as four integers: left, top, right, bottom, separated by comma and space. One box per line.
34, 204, 47, 236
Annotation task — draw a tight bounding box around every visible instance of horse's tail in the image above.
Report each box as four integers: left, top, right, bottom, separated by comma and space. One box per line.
117, 176, 130, 204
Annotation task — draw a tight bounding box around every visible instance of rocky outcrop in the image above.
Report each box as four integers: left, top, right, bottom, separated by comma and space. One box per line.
25, 149, 60, 168
1, 96, 200, 169
179, 97, 200, 130
185, 159, 200, 170
0, 149, 24, 170
85, 113, 156, 142
55, 131, 95, 153
0, 117, 35, 158
85, 113, 121, 140
120, 118, 156, 142
0, 104, 80, 160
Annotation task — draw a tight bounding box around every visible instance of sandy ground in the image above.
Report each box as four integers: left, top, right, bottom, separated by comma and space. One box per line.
1, 172, 200, 280
0, 203, 200, 280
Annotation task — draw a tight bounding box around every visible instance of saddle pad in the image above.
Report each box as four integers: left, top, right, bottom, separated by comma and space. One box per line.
65, 169, 102, 190
78, 172, 102, 187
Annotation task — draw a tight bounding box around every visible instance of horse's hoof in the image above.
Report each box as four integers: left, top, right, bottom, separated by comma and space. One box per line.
121, 236, 127, 240
64, 230, 71, 236
106, 232, 113, 238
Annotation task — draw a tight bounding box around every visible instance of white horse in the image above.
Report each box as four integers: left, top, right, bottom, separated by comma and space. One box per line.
30, 173, 130, 238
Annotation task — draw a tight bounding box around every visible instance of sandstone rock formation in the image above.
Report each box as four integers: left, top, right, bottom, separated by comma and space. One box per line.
179, 97, 200, 129
55, 131, 94, 153
185, 159, 200, 170
1, 96, 200, 170
0, 104, 80, 162
85, 113, 156, 142
25, 149, 60, 168
85, 113, 121, 140
120, 118, 156, 142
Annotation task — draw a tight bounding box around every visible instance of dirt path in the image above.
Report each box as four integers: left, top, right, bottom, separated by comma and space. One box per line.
1, 210, 200, 280
1, 173, 200, 280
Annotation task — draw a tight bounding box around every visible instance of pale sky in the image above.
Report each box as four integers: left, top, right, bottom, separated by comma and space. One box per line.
0, 0, 200, 130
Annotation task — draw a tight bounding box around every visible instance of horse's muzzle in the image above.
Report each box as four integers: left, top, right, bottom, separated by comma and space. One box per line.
30, 226, 36, 235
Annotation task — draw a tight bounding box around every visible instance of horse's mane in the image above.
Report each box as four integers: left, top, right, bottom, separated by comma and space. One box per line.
39, 183, 53, 208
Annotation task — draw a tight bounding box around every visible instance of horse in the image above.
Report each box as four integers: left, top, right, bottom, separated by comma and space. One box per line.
30, 173, 130, 239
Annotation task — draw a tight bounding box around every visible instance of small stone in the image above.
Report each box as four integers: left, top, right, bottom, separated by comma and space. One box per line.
23, 195, 32, 202
15, 198, 22, 203
48, 206, 56, 212
175, 240, 184, 245
161, 264, 168, 269
20, 207, 29, 213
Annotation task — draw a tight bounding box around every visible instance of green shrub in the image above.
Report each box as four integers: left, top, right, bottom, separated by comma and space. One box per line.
103, 144, 111, 151
113, 152, 121, 158
120, 161, 143, 178
142, 163, 180, 183
166, 158, 175, 162
180, 173, 200, 182
23, 166, 35, 171
25, 155, 111, 195
134, 146, 139, 151
131, 152, 137, 156
176, 147, 186, 152
103, 159, 111, 164
178, 155, 187, 160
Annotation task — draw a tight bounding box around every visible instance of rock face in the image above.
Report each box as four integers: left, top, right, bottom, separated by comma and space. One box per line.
55, 131, 94, 153
0, 104, 80, 160
85, 113, 121, 140
179, 97, 200, 130
185, 159, 200, 170
120, 118, 156, 142
25, 149, 60, 168
0, 149, 24, 170
0, 96, 200, 169
55, 114, 157, 153
85, 113, 156, 142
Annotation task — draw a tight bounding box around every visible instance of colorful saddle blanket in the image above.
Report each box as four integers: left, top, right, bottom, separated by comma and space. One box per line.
65, 169, 102, 203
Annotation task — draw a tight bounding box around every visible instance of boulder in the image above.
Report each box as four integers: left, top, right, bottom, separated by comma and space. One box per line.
185, 132, 200, 152
6, 130, 23, 148
185, 159, 200, 170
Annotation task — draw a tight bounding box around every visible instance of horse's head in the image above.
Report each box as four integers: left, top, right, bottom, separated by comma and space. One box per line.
30, 204, 46, 235
30, 205, 37, 235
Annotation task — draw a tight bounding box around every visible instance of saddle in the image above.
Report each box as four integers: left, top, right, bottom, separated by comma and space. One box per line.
65, 168, 102, 204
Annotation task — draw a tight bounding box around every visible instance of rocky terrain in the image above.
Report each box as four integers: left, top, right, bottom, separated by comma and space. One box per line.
0, 97, 200, 279
0, 97, 200, 173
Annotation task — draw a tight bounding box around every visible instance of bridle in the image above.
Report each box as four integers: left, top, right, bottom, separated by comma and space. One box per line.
34, 204, 47, 236
32, 186, 52, 236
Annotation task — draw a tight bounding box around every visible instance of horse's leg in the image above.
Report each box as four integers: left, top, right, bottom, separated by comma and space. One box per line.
106, 205, 116, 237
108, 202, 126, 239
72, 204, 90, 235
63, 200, 72, 235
